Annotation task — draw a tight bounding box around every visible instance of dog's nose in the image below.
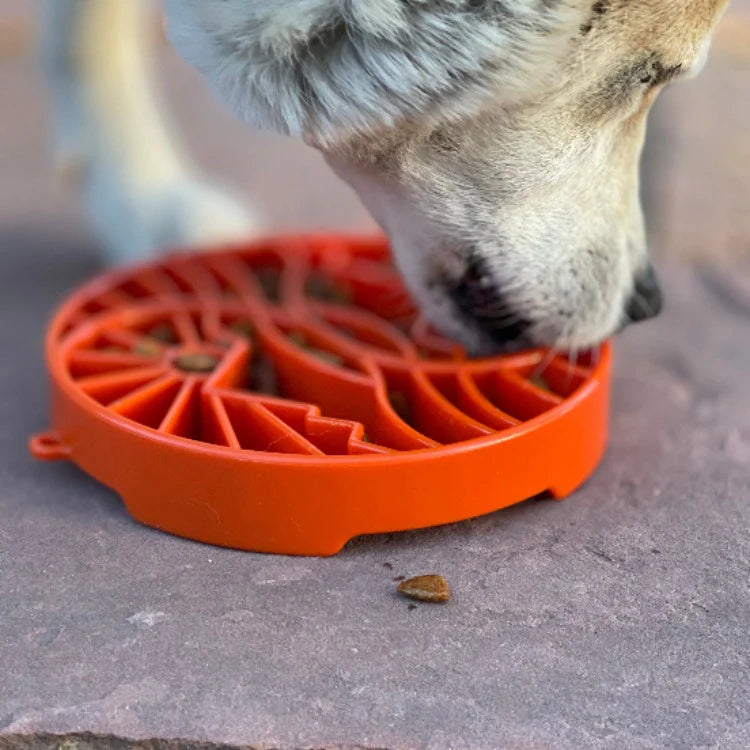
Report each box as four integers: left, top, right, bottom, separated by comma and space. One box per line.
625, 265, 663, 323
447, 258, 530, 347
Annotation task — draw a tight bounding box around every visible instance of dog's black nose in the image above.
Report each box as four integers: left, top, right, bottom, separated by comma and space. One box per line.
447, 257, 530, 347
625, 265, 663, 323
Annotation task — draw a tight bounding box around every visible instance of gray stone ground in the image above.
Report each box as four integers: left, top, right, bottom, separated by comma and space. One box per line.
1, 6, 749, 750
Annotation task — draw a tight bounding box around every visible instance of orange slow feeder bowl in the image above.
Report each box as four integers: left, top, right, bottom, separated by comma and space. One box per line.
30, 235, 610, 556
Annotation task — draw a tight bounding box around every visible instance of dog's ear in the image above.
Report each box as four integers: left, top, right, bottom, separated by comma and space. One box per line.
166, 0, 582, 145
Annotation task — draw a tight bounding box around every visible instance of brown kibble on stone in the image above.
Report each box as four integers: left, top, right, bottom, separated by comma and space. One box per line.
397, 574, 451, 603
174, 352, 219, 373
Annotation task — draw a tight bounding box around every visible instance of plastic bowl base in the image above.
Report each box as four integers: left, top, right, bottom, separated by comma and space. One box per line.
31, 235, 611, 556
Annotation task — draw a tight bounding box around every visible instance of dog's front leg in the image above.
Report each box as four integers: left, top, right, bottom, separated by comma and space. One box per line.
40, 0, 257, 264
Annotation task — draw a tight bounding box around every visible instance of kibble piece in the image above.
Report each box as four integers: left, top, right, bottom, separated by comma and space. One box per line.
305, 274, 352, 304
397, 574, 451, 603
174, 352, 219, 373
309, 348, 345, 367
288, 331, 344, 366
288, 330, 309, 348
529, 374, 551, 392
229, 319, 256, 341
148, 323, 178, 343
133, 340, 162, 358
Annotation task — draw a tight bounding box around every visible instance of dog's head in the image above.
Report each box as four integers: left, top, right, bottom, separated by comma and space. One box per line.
168, 0, 728, 352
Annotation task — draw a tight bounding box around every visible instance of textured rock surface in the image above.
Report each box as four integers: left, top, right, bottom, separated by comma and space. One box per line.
1, 7, 749, 750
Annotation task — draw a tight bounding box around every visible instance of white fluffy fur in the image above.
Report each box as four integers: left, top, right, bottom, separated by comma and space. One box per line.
166, 0, 581, 144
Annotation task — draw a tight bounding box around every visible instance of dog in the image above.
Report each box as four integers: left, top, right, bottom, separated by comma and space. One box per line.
41, 0, 728, 354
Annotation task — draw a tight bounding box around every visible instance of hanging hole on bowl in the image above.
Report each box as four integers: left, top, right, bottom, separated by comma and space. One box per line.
29, 432, 71, 461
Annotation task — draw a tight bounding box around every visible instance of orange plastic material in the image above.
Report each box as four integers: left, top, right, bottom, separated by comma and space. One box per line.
30, 235, 611, 556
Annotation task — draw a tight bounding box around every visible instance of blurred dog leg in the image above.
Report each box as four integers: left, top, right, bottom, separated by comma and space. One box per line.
40, 0, 257, 264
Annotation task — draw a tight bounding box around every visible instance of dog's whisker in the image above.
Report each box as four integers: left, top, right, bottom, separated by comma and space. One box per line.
532, 344, 560, 381
589, 343, 602, 368
565, 345, 580, 392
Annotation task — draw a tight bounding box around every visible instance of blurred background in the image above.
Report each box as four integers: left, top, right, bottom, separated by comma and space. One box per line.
1, 1, 748, 272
